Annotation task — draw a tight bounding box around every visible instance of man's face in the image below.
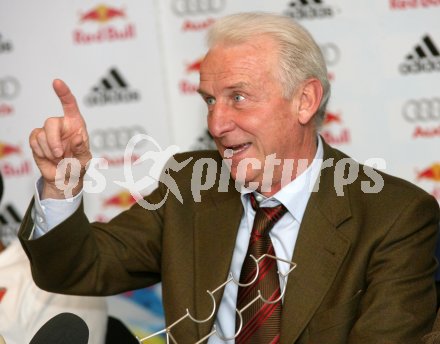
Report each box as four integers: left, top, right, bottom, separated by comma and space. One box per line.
198, 36, 312, 195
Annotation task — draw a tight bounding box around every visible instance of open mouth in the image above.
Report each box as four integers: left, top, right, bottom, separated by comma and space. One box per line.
224, 143, 251, 158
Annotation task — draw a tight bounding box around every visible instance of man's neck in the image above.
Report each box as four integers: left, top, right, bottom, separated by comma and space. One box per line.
259, 136, 319, 197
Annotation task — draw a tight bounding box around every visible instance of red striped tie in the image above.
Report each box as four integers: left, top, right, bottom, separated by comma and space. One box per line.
235, 193, 288, 344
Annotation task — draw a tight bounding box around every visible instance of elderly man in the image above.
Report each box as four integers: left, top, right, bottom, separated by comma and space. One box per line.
19, 12, 438, 344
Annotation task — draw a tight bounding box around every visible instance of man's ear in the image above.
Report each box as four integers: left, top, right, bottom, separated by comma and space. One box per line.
295, 78, 323, 125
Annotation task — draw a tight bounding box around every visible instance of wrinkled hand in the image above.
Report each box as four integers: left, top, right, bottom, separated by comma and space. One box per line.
29, 79, 92, 199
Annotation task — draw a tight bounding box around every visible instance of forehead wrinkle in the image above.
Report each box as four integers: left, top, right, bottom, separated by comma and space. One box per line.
200, 50, 266, 74
200, 66, 267, 85
200, 64, 260, 78
225, 81, 250, 90
199, 75, 263, 99
199, 42, 278, 96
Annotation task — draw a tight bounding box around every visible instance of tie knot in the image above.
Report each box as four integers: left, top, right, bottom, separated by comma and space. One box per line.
249, 193, 288, 236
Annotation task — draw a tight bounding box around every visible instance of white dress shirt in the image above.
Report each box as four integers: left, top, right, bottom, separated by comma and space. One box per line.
31, 137, 323, 343
208, 138, 323, 343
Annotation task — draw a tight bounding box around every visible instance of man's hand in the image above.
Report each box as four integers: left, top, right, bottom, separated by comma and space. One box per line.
29, 79, 92, 199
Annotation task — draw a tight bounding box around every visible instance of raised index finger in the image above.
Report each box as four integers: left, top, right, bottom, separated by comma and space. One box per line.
52, 79, 82, 120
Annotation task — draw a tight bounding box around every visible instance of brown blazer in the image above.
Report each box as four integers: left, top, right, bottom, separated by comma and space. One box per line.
19, 142, 439, 344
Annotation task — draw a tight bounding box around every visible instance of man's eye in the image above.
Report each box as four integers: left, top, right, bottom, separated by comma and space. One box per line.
234, 94, 245, 102
206, 97, 216, 105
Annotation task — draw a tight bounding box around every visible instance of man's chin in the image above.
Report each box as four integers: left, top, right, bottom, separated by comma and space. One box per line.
230, 170, 261, 191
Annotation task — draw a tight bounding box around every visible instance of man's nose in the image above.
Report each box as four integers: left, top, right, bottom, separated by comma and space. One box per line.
208, 104, 236, 138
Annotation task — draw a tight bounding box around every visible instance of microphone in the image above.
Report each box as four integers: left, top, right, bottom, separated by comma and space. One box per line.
29, 312, 89, 344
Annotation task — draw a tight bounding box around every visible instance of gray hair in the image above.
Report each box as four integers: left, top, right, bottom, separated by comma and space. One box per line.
206, 12, 330, 127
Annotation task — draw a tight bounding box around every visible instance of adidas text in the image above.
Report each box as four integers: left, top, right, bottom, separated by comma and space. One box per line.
399, 58, 440, 74
284, 5, 333, 20
84, 89, 140, 106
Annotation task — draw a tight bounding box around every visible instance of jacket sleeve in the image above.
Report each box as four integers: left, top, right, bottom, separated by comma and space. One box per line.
18, 180, 169, 296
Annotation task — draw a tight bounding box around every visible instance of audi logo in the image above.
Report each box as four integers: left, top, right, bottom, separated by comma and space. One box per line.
320, 43, 340, 67
403, 98, 440, 122
0, 77, 20, 100
172, 0, 226, 16
90, 126, 148, 151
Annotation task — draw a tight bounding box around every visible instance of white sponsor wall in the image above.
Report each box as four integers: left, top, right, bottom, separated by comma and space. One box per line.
0, 0, 172, 340
1, 0, 440, 341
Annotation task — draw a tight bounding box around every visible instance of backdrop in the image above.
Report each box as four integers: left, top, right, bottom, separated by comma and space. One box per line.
1, 0, 439, 341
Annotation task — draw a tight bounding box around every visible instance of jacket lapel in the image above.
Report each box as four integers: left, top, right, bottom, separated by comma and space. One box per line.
280, 142, 353, 343
190, 142, 353, 342
193, 185, 243, 338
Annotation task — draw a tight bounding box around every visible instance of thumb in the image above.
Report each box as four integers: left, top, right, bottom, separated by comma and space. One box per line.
71, 133, 91, 163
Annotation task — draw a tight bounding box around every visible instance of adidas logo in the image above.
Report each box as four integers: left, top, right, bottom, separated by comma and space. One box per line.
0, 204, 21, 247
0, 204, 21, 226
399, 35, 440, 74
284, 0, 336, 20
0, 33, 13, 53
84, 68, 140, 106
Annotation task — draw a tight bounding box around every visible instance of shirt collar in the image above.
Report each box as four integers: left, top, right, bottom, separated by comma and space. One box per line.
240, 136, 324, 223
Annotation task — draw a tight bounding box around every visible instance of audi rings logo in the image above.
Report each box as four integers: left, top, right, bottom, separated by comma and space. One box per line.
90, 126, 148, 151
0, 77, 20, 100
403, 98, 440, 122
172, 0, 226, 16
320, 43, 340, 67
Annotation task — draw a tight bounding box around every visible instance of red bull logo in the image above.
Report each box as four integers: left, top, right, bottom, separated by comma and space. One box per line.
179, 80, 198, 94
0, 141, 32, 177
74, 5, 135, 44
103, 191, 136, 208
80, 5, 125, 23
323, 112, 342, 126
0, 142, 20, 159
180, 57, 202, 94
321, 112, 351, 145
416, 163, 440, 182
0, 161, 31, 177
186, 58, 203, 73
